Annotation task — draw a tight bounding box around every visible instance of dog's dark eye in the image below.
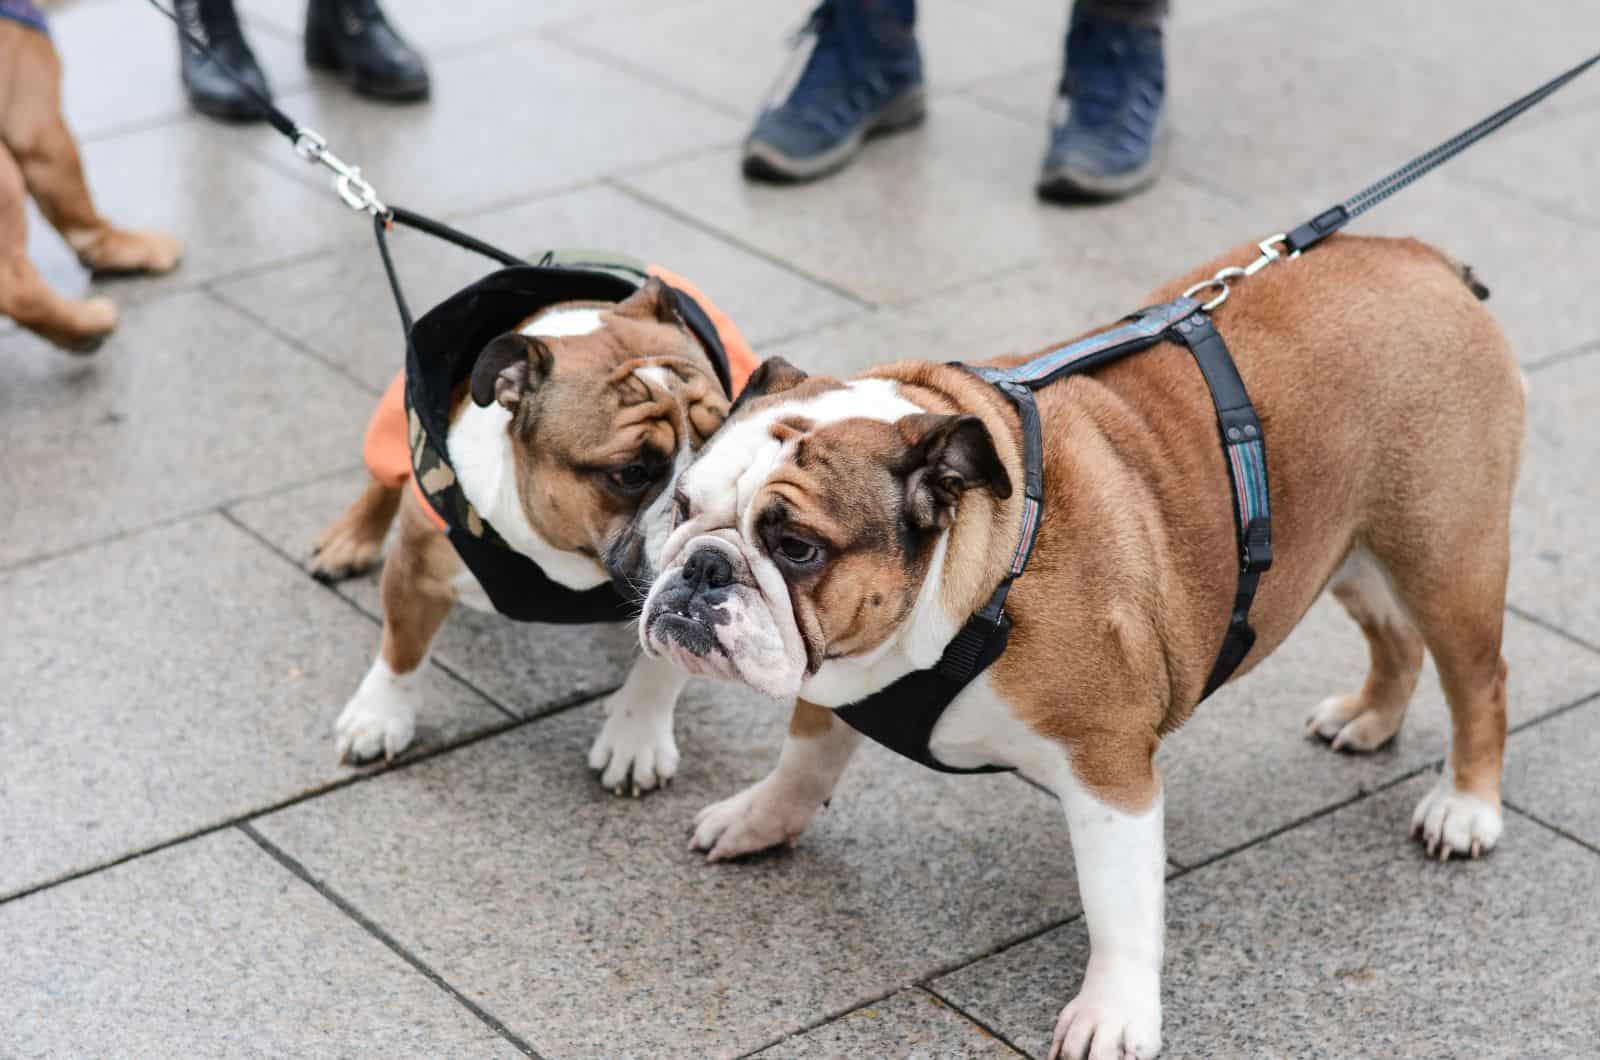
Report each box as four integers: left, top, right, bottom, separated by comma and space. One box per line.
777, 536, 820, 565
672, 490, 691, 528
609, 464, 654, 493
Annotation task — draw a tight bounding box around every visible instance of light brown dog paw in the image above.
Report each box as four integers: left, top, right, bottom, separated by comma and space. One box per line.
76, 227, 183, 276
1305, 693, 1404, 753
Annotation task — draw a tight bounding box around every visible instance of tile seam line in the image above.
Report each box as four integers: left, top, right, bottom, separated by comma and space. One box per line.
733, 984, 907, 1058
217, 508, 526, 723
606, 178, 877, 310
1503, 800, 1600, 857
0, 464, 363, 577
1523, 338, 1600, 374
0, 686, 617, 909
534, 26, 748, 121
1168, 759, 1438, 877
201, 287, 385, 398
236, 822, 546, 1060
1504, 604, 1600, 658
914, 984, 1036, 1058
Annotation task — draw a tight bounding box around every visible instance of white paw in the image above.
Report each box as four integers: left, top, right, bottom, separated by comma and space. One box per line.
1305, 693, 1396, 752
690, 780, 819, 861
1411, 778, 1502, 860
334, 659, 421, 764
587, 698, 679, 796
1049, 963, 1162, 1060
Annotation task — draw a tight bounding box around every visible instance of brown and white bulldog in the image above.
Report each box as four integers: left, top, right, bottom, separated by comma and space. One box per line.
638, 235, 1526, 1059
315, 277, 749, 793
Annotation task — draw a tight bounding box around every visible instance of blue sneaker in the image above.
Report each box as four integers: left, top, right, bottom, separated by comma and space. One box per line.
743, 0, 925, 182
1037, 11, 1167, 202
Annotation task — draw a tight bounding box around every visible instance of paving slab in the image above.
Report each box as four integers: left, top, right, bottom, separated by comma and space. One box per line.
764, 254, 1159, 381
932, 774, 1600, 1059
253, 684, 1075, 1059
0, 291, 371, 569
1458, 101, 1600, 228
0, 829, 520, 1058
212, 182, 862, 394
72, 119, 362, 300
241, 36, 743, 219
752, 989, 1023, 1059
0, 515, 503, 899
227, 471, 641, 718
966, 0, 1600, 228
240, 0, 668, 59
554, 0, 1060, 120
624, 96, 1250, 306
1510, 350, 1600, 647
1158, 598, 1600, 867
1504, 698, 1600, 850
54, 0, 309, 142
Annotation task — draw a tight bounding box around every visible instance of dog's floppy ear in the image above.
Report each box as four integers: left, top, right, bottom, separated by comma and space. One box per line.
728, 355, 810, 416
896, 413, 1013, 531
612, 275, 684, 327
471, 332, 553, 410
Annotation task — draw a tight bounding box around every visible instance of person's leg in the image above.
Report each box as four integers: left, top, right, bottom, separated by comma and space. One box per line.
304, 0, 430, 103
175, 0, 273, 122
742, 0, 925, 183
1037, 0, 1170, 202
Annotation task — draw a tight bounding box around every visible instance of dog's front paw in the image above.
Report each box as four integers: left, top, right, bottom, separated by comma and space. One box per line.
334, 660, 420, 764
587, 700, 679, 796
1049, 962, 1162, 1060
1411, 778, 1502, 860
690, 780, 819, 861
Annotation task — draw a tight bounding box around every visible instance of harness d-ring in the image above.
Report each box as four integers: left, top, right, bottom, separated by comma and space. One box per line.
1182, 265, 1248, 312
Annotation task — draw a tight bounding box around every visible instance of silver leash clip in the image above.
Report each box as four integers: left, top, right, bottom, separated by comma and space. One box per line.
292, 127, 391, 220
1182, 233, 1293, 312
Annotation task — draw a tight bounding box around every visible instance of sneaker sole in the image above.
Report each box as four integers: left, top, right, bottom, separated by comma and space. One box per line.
742, 88, 927, 183
1035, 121, 1171, 203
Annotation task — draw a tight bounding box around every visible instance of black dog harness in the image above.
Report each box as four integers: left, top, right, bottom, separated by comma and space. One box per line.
826, 44, 1600, 773
835, 295, 1272, 772
398, 247, 739, 624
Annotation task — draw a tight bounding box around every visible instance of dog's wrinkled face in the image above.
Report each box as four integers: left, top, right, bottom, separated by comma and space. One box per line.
454, 278, 729, 597
639, 358, 1011, 700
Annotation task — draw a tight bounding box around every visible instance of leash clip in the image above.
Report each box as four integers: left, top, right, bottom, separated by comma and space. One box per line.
1183, 233, 1294, 311
291, 126, 392, 221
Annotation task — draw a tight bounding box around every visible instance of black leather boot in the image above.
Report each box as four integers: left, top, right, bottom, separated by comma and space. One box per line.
304, 0, 431, 102
176, 0, 273, 122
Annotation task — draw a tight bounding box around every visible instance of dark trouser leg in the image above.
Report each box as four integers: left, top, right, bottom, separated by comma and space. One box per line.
1075, 0, 1169, 26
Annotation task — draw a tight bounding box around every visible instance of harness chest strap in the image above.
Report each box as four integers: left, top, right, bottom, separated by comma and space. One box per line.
833, 295, 1273, 773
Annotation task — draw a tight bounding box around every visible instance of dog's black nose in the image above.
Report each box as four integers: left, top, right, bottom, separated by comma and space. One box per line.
682, 546, 734, 593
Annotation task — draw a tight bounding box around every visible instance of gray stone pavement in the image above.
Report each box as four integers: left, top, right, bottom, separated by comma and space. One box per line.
3, 0, 1598, 1056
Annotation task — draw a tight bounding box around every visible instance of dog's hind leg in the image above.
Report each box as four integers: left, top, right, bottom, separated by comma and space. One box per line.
0, 31, 180, 276
1390, 535, 1510, 860
0, 147, 116, 351
1306, 546, 1425, 752
312, 474, 401, 582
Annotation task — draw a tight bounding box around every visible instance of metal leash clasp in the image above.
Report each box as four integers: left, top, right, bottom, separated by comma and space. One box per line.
1181, 233, 1292, 312
292, 126, 391, 221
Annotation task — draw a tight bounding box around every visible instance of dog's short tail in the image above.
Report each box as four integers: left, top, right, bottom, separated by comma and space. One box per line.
1457, 263, 1491, 302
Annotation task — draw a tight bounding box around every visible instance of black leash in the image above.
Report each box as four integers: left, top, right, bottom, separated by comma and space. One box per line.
144, 0, 528, 336
1285, 47, 1600, 254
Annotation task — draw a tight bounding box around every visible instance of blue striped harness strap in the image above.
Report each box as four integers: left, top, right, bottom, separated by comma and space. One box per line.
833, 295, 1273, 774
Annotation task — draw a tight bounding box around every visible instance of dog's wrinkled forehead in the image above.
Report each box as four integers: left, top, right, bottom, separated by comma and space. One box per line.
679, 378, 925, 525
